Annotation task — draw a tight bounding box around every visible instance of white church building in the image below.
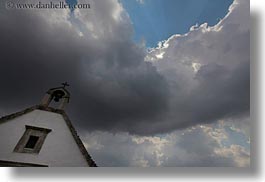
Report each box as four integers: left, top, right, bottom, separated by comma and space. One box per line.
0, 84, 97, 167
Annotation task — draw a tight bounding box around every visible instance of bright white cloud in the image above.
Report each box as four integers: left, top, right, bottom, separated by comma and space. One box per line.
214, 145, 250, 167
82, 119, 250, 167
142, 0, 250, 134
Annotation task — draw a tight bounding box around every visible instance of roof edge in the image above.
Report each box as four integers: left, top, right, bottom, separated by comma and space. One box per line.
0, 105, 97, 167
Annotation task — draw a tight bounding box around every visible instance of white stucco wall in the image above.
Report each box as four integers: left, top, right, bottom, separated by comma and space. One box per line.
0, 109, 88, 167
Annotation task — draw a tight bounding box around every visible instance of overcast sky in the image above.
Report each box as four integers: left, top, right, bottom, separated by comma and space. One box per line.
0, 0, 250, 167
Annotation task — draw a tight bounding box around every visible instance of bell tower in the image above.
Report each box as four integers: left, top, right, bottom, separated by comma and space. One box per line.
40, 82, 70, 110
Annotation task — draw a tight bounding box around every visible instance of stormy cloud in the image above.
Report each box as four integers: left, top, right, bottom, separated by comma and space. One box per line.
83, 118, 250, 167
0, 0, 249, 136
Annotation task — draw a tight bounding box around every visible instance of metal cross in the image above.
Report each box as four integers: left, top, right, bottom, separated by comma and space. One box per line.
62, 82, 70, 88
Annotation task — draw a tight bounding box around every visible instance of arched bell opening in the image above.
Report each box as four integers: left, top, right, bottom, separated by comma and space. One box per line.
40, 83, 70, 110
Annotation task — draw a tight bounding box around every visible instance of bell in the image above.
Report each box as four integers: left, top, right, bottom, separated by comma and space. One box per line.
54, 96, 61, 102
52, 90, 65, 102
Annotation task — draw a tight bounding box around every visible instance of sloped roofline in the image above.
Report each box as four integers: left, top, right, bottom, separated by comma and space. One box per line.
0, 105, 97, 167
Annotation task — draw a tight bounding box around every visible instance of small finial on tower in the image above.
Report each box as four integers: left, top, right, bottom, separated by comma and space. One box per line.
62, 82, 70, 88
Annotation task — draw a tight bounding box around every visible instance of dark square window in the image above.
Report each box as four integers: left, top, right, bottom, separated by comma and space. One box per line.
24, 136, 39, 149
14, 125, 52, 154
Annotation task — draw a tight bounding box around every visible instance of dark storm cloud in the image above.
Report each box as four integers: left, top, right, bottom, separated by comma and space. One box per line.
0, 0, 249, 135
0, 0, 170, 134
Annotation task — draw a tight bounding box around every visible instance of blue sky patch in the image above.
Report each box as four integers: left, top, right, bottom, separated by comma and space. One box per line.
120, 0, 233, 47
